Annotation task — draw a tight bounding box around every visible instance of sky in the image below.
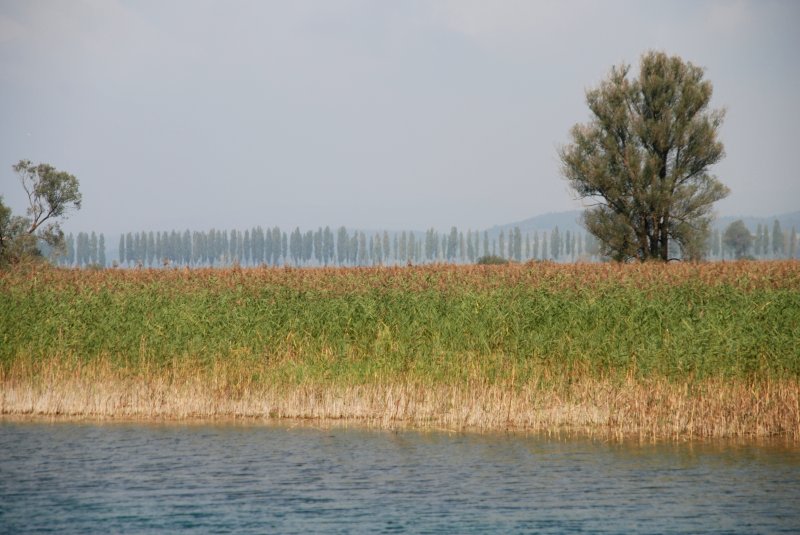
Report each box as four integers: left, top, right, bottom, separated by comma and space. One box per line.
1, 0, 798, 235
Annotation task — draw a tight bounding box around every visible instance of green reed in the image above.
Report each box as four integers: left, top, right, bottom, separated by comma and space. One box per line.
1, 262, 798, 386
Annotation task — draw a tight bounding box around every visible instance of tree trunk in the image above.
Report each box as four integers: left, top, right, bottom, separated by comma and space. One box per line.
660, 215, 670, 260
640, 215, 652, 261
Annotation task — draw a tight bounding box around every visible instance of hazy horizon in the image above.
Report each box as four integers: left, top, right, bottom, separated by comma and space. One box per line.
2, 1, 799, 235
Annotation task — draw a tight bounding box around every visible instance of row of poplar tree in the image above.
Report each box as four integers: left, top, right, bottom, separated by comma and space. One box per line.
52, 226, 598, 268
51, 220, 798, 268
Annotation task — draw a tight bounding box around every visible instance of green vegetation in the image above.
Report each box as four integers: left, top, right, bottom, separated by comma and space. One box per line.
2, 261, 798, 437
2, 262, 798, 384
475, 255, 509, 265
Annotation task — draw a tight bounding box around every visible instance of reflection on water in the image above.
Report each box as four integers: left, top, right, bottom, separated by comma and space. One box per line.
1, 420, 798, 533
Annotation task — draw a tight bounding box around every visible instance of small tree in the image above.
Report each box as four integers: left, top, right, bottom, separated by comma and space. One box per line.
772, 220, 785, 258
560, 51, 729, 262
723, 220, 752, 259
550, 226, 561, 260
1, 160, 82, 265
98, 234, 106, 267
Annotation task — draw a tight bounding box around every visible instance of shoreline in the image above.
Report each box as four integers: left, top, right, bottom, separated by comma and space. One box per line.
4, 414, 799, 449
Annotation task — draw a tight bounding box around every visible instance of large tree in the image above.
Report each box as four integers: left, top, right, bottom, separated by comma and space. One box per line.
1, 160, 82, 265
560, 51, 729, 261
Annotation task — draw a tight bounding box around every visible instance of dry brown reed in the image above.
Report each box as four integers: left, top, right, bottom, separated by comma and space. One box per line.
3, 356, 797, 440
3, 259, 799, 295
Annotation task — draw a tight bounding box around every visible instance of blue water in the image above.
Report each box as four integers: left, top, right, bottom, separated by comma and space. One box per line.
1, 420, 798, 533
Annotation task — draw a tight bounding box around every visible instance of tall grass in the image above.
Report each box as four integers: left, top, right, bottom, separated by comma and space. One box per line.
1, 261, 798, 438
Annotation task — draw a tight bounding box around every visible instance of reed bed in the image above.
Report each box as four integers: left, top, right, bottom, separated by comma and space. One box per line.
2, 355, 797, 440
1, 261, 799, 439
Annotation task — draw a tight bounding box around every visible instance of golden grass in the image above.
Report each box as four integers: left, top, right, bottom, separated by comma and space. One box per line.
3, 356, 797, 440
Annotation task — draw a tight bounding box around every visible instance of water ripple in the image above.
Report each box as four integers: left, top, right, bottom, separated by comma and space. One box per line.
1, 421, 798, 534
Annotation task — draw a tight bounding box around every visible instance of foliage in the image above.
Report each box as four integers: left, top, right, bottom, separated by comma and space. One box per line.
0, 197, 12, 257
723, 219, 753, 259
1, 160, 81, 265
560, 51, 729, 262
476, 255, 509, 265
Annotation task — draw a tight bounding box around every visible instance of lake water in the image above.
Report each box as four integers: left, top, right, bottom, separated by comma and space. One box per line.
1, 420, 798, 534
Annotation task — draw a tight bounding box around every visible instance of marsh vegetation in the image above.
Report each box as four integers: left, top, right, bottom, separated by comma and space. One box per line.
2, 261, 798, 438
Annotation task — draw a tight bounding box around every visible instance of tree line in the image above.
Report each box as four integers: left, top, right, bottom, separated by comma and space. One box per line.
51, 219, 799, 269
716, 219, 798, 260
51, 226, 603, 268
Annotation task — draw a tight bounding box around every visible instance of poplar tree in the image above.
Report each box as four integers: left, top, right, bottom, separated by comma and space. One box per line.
425, 229, 436, 262
98, 234, 106, 267
399, 231, 407, 262
126, 232, 134, 266
754, 224, 764, 257
66, 233, 75, 266
336, 227, 349, 265
373, 233, 383, 265
289, 227, 300, 264
357, 231, 367, 265
323, 226, 334, 265
446, 227, 458, 260
303, 230, 314, 264
242, 230, 251, 265
550, 227, 561, 260
350, 233, 359, 265
268, 227, 279, 265
89, 232, 98, 264
191, 232, 201, 265
512, 227, 522, 261
183, 230, 192, 265
252, 227, 263, 265
148, 231, 156, 266
772, 220, 785, 258
525, 233, 531, 260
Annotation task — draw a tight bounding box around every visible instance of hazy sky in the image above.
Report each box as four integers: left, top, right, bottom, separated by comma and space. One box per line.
1, 0, 798, 234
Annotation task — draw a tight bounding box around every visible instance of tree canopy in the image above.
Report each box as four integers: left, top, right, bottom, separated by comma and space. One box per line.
0, 160, 82, 265
560, 51, 729, 261
723, 220, 752, 259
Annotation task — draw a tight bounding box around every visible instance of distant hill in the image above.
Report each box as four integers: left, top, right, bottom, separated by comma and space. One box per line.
485, 210, 584, 238
487, 209, 800, 238
713, 211, 800, 233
